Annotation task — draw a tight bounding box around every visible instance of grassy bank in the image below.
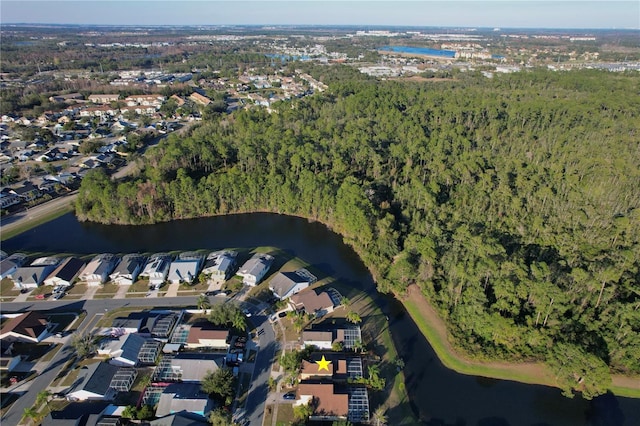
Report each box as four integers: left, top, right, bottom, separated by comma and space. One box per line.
1, 202, 74, 241
402, 286, 640, 398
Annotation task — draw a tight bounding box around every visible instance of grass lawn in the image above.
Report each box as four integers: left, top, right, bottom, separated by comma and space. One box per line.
0, 278, 19, 299
128, 279, 151, 294
66, 283, 87, 296
275, 403, 295, 426
95, 282, 119, 296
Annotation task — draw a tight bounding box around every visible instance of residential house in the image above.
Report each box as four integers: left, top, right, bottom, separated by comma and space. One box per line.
140, 253, 172, 288
188, 92, 211, 106
0, 311, 51, 343
80, 254, 120, 286
0, 190, 21, 209
110, 317, 143, 335
66, 362, 119, 401
124, 95, 165, 107
9, 182, 41, 202
299, 354, 348, 381
155, 383, 212, 418
44, 257, 86, 288
109, 254, 146, 285
150, 412, 209, 426
302, 330, 333, 350
296, 383, 349, 422
11, 263, 58, 289
97, 333, 147, 367
269, 268, 317, 300
289, 288, 335, 317
0, 253, 27, 279
169, 353, 224, 382
167, 258, 202, 285
185, 323, 229, 349
201, 251, 237, 284
236, 253, 274, 286
170, 94, 186, 107
88, 94, 120, 104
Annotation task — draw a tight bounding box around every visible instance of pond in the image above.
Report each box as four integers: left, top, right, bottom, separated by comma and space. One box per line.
3, 212, 639, 425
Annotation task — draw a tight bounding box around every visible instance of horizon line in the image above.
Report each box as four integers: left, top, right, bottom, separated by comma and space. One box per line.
2, 22, 639, 31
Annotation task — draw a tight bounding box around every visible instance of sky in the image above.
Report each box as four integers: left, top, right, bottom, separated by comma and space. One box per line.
1, 1, 639, 29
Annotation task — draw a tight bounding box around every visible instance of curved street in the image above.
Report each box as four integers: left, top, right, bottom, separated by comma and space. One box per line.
1, 295, 277, 426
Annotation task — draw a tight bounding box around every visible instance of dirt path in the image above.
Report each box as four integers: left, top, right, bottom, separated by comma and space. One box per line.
402, 284, 640, 393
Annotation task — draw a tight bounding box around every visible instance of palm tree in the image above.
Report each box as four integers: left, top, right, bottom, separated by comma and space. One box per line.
372, 406, 388, 426
346, 310, 362, 324
197, 294, 211, 314
22, 407, 39, 425
36, 390, 52, 413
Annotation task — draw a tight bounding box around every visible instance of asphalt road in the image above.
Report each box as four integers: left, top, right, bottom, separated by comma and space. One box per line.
1, 295, 274, 426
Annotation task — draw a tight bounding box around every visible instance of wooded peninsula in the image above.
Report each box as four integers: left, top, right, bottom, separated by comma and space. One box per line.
76, 67, 640, 399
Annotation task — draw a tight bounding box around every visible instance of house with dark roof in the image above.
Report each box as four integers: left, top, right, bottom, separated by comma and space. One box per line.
289, 288, 335, 317
110, 317, 143, 334
97, 333, 147, 367
45, 257, 86, 287
155, 383, 212, 418
0, 312, 50, 343
109, 254, 146, 285
66, 362, 119, 401
269, 268, 317, 300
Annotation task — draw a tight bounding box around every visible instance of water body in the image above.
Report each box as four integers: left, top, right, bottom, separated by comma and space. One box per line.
379, 45, 456, 58
4, 212, 640, 425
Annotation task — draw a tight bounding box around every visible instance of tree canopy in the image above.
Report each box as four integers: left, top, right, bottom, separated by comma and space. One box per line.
76, 68, 640, 398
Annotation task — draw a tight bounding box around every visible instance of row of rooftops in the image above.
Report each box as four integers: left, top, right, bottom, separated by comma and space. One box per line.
0, 250, 241, 289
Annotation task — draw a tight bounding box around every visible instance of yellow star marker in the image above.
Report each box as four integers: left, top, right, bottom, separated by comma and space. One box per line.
316, 355, 332, 372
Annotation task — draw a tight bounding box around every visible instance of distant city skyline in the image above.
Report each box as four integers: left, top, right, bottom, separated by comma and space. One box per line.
1, 1, 639, 30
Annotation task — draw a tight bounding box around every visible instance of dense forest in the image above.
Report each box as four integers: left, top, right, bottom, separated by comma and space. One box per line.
76, 68, 640, 398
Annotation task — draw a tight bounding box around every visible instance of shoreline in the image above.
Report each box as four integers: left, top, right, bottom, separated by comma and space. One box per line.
401, 284, 640, 398
3, 202, 639, 399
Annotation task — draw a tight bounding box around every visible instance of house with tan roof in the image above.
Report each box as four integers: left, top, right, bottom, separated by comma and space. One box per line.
0, 311, 51, 343
188, 92, 211, 106
186, 323, 229, 349
88, 94, 120, 104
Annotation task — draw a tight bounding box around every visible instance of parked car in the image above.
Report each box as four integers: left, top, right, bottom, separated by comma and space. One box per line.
53, 292, 65, 300
283, 392, 296, 400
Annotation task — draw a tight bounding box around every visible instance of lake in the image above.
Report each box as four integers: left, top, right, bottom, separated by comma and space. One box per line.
379, 45, 456, 58
3, 212, 640, 425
